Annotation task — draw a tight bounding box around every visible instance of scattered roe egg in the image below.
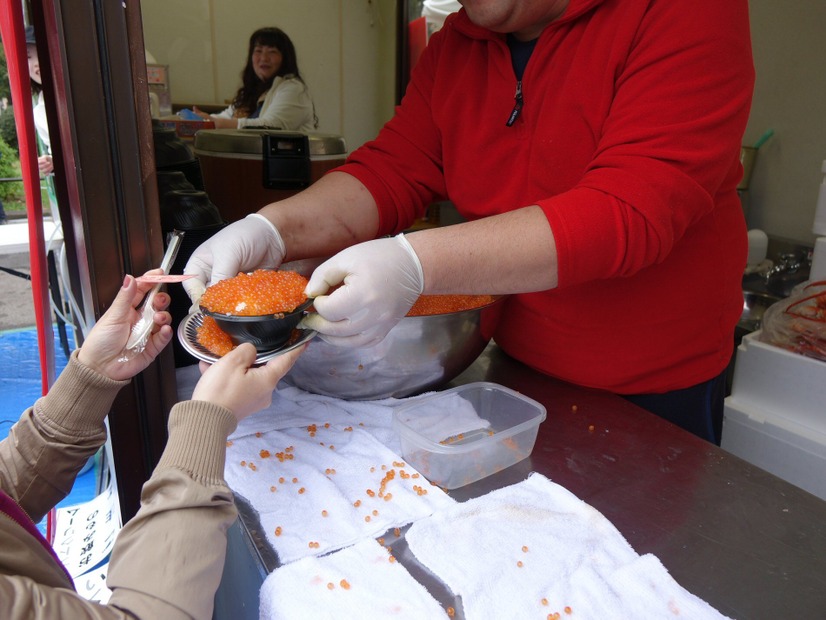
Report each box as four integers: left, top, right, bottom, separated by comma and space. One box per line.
200, 269, 308, 316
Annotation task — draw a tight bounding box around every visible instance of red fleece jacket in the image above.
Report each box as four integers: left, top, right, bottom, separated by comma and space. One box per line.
338, 0, 755, 394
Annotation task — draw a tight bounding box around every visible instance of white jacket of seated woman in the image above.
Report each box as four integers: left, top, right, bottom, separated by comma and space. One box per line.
212, 75, 316, 132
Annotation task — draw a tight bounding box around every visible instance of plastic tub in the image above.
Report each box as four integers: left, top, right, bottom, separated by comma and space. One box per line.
393, 382, 546, 489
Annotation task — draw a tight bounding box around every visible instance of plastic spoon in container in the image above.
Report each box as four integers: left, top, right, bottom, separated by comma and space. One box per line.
119, 231, 185, 361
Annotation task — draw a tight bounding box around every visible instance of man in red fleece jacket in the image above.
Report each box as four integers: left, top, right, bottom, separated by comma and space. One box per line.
185, 0, 755, 444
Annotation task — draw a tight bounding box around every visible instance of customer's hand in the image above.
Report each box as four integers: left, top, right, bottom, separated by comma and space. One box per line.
38, 155, 53, 175
77, 270, 173, 381
192, 343, 304, 422
301, 234, 424, 348
183, 214, 286, 307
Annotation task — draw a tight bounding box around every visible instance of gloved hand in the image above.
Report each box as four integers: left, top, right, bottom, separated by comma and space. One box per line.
301, 234, 424, 348
183, 213, 286, 307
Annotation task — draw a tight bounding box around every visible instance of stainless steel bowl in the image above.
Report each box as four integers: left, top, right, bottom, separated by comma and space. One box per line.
285, 296, 505, 400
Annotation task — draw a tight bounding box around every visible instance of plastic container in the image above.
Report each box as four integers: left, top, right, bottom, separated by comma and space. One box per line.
729, 331, 826, 435
722, 399, 826, 501
393, 382, 546, 489
723, 330, 826, 500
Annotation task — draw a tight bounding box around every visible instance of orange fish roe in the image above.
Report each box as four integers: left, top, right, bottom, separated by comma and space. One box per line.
378, 469, 396, 498
406, 294, 496, 317
447, 607, 455, 618
274, 526, 282, 536
565, 607, 572, 614
260, 450, 271, 459
196, 315, 235, 356
200, 269, 308, 316
327, 582, 335, 590
340, 579, 351, 590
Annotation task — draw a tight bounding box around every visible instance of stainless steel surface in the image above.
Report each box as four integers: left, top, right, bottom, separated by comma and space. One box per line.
739, 290, 781, 332
214, 344, 826, 620
177, 312, 316, 364
193, 129, 347, 157
285, 297, 505, 400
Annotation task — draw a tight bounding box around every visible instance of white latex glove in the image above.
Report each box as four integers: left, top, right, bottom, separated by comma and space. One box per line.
301, 234, 424, 348
183, 213, 286, 307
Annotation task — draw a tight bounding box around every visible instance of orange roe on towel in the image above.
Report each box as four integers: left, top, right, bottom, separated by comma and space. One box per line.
406, 294, 496, 316
200, 269, 308, 316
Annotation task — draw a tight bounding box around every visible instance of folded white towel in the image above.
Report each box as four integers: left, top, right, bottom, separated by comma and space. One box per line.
405, 473, 730, 620
225, 424, 455, 565
177, 367, 488, 455
178, 365, 420, 453
259, 538, 450, 620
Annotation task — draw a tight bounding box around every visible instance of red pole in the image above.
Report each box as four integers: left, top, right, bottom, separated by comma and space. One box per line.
0, 8, 56, 392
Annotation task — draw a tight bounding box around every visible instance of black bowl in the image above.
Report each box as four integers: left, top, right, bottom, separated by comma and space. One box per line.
200, 298, 314, 352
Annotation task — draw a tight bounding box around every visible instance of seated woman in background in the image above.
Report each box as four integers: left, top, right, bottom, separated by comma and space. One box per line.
196, 26, 318, 132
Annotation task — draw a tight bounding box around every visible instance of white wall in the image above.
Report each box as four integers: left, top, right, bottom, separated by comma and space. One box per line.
744, 1, 826, 244
139, 0, 397, 152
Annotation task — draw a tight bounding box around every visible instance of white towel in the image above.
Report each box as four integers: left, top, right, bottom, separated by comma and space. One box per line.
176, 366, 489, 454
178, 365, 426, 453
259, 538, 450, 620
405, 473, 730, 620
225, 424, 455, 564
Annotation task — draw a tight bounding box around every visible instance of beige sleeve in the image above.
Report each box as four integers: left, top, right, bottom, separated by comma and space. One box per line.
105, 400, 238, 620
0, 350, 127, 523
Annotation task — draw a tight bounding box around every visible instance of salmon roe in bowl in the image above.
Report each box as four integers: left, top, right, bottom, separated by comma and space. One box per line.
199, 269, 309, 316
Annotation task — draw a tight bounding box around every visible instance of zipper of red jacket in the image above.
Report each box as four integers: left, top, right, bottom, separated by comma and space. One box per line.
0, 489, 75, 584
506, 80, 524, 127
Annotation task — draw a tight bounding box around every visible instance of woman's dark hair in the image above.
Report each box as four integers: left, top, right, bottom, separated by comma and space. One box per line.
231, 27, 304, 117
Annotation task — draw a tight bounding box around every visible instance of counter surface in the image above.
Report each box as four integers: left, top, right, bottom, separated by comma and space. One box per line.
214, 344, 826, 620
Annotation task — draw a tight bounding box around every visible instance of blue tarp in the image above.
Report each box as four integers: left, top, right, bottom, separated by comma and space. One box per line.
0, 325, 96, 532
